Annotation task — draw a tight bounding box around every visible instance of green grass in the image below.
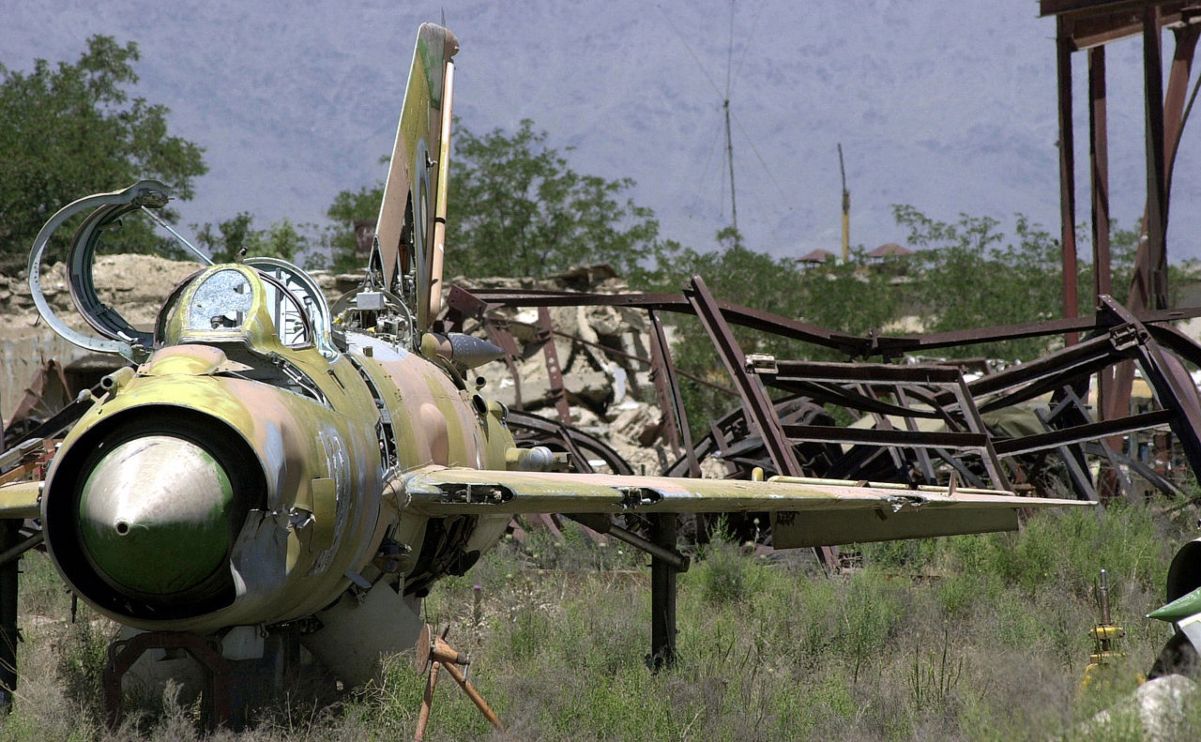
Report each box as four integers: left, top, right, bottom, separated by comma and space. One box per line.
3, 503, 1201, 740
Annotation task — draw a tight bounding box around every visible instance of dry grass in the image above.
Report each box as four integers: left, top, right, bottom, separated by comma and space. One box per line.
4, 503, 1201, 740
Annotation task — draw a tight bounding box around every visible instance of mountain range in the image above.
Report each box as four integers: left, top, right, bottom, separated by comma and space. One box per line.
5, 0, 1200, 265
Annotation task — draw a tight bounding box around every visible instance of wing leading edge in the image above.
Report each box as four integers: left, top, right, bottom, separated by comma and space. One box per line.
401, 467, 1092, 547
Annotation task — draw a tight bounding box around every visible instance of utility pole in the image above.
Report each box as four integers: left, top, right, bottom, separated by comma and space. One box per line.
838, 143, 851, 263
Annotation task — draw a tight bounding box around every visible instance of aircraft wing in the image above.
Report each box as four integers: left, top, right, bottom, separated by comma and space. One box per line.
0, 481, 41, 520
401, 467, 1092, 547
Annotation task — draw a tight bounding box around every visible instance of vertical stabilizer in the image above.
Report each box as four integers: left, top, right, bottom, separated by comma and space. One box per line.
371, 23, 459, 335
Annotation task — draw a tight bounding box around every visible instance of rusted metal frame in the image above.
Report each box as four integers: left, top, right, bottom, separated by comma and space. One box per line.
770, 359, 963, 385
443, 284, 489, 329
535, 307, 572, 425
949, 375, 1012, 489
1147, 322, 1201, 368
483, 320, 525, 410
852, 383, 907, 477
465, 288, 867, 354
0, 521, 19, 713
662, 403, 752, 478
684, 276, 803, 477
823, 443, 892, 480
648, 513, 678, 669
473, 305, 739, 397
928, 449, 989, 489
967, 353, 1113, 415
459, 286, 1201, 361
1042, 2, 1195, 50
707, 422, 744, 477
874, 305, 1201, 356
1058, 22, 1082, 346
648, 310, 701, 477
647, 326, 682, 455
685, 276, 838, 569
781, 424, 988, 450
974, 356, 1117, 416
888, 384, 969, 429
1090, 45, 1113, 305
1144, 5, 1171, 310
1033, 405, 1101, 500
768, 378, 949, 422
894, 385, 937, 482
1081, 440, 1184, 495
505, 410, 637, 474
1163, 24, 1201, 222
104, 631, 231, 730
994, 409, 1174, 456
1090, 42, 1118, 458
1102, 296, 1201, 471
969, 333, 1114, 396
1050, 381, 1133, 499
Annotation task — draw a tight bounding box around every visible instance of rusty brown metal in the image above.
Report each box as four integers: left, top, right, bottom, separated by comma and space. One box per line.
414, 625, 503, 733
413, 659, 440, 742
1144, 6, 1170, 311
685, 276, 802, 478
683, 276, 840, 569
1057, 25, 1082, 346
648, 310, 701, 477
103, 631, 231, 731
454, 282, 1201, 501
536, 307, 572, 425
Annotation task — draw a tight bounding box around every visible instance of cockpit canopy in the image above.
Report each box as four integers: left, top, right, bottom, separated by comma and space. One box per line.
159, 262, 336, 358
26, 180, 336, 361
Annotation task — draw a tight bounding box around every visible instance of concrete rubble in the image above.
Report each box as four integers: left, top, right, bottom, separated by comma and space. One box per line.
447, 266, 688, 475
2, 257, 692, 477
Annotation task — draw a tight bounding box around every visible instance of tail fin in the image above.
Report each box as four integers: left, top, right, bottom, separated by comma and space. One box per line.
372, 23, 458, 333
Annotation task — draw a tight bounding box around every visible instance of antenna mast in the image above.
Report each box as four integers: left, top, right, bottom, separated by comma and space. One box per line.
838, 143, 850, 263
724, 98, 738, 236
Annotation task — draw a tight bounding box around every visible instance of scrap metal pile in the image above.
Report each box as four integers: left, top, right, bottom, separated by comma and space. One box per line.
442, 275, 1201, 537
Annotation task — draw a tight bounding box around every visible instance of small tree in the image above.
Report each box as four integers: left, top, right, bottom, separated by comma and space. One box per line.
195, 213, 315, 265
323, 119, 681, 283
0, 36, 206, 268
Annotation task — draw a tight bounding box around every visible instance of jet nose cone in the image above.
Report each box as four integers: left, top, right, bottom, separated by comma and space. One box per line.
78, 436, 235, 596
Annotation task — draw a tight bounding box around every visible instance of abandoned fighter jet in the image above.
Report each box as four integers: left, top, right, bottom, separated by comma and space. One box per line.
0, 23, 1090, 717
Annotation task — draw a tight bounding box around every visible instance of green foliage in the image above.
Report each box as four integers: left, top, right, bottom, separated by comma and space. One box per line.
446, 120, 681, 282
56, 612, 112, 723
8, 507, 1201, 739
896, 206, 1069, 360
0, 36, 206, 268
325, 184, 381, 273
323, 119, 684, 282
696, 541, 764, 604
194, 212, 316, 265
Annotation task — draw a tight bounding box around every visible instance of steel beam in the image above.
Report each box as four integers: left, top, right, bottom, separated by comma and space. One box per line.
1058, 26, 1082, 345
1144, 6, 1170, 310
0, 521, 19, 713
648, 513, 677, 670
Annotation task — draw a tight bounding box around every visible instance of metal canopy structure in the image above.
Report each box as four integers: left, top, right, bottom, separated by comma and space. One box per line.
1042, 1, 1201, 474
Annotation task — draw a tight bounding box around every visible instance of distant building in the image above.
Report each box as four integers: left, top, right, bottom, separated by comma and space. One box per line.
797, 248, 836, 267
867, 242, 913, 260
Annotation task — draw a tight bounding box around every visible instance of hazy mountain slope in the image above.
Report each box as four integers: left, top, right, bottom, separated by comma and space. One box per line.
4, 0, 1199, 261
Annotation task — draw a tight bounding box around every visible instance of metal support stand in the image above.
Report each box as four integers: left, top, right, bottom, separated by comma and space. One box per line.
103, 631, 231, 731
0, 520, 20, 713
413, 625, 502, 741
648, 513, 677, 670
